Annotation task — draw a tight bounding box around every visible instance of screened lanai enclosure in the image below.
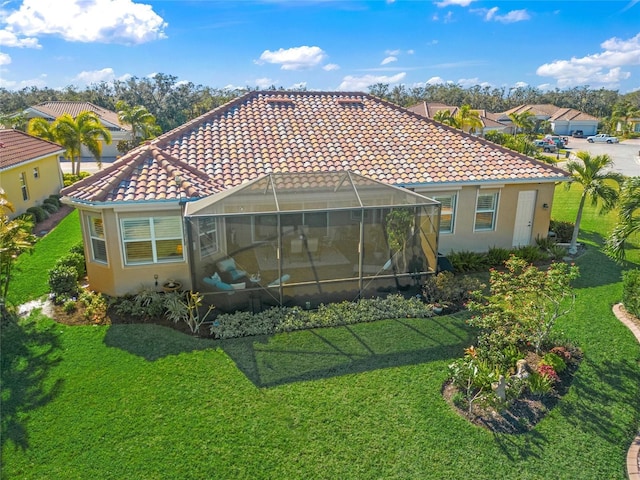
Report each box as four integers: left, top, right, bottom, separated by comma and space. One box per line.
184, 171, 440, 312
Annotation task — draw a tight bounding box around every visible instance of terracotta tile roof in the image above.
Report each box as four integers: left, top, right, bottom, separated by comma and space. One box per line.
63, 91, 569, 204
501, 104, 560, 118
0, 129, 65, 170
549, 107, 599, 122
61, 143, 221, 204
28, 102, 130, 132
408, 102, 508, 130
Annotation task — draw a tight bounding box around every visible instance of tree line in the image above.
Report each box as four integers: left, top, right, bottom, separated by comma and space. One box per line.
1, 74, 639, 133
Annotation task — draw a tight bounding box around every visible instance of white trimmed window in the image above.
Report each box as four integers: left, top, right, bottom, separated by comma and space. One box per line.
474, 192, 499, 231
87, 214, 107, 263
198, 217, 219, 258
433, 194, 457, 234
19, 172, 29, 200
121, 216, 184, 265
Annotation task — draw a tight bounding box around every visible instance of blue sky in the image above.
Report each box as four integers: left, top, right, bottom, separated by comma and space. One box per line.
1, 0, 639, 94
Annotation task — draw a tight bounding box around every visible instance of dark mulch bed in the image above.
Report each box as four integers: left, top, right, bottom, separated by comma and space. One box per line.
442, 350, 582, 434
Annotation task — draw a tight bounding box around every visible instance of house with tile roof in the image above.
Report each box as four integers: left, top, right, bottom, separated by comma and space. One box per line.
496, 104, 599, 136
61, 91, 570, 308
407, 102, 508, 136
23, 101, 132, 161
0, 129, 65, 218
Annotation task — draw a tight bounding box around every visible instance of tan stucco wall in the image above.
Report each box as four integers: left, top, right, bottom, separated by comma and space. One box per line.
416, 182, 558, 254
78, 207, 192, 297
0, 154, 64, 217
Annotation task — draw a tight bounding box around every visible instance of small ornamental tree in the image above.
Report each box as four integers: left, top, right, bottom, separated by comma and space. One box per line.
467, 256, 580, 354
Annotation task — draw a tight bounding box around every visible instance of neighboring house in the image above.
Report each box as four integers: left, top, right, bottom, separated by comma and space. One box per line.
407, 102, 508, 136
617, 117, 640, 134
61, 91, 569, 309
23, 101, 132, 161
0, 129, 65, 218
496, 104, 599, 136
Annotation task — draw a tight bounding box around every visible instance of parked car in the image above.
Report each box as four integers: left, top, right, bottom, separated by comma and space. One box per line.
533, 139, 557, 152
572, 130, 584, 138
544, 135, 568, 148
587, 133, 619, 143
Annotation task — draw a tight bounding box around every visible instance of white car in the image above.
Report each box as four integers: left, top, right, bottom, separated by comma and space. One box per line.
587, 133, 619, 143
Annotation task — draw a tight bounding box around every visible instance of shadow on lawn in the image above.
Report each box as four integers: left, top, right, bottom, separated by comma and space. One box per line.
103, 324, 212, 361
557, 357, 640, 443
572, 242, 628, 289
218, 315, 476, 388
0, 315, 64, 451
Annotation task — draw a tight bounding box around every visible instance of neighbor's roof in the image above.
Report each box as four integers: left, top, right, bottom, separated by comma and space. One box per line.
549, 107, 599, 122
500, 104, 561, 118
407, 102, 507, 130
62, 91, 569, 204
26, 102, 130, 132
0, 129, 65, 171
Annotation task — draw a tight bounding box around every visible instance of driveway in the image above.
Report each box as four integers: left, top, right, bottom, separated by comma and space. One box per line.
565, 137, 640, 177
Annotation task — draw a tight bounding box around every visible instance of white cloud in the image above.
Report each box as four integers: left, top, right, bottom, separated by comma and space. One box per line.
4, 0, 167, 45
0, 29, 40, 48
512, 81, 529, 89
0, 52, 11, 65
386, 49, 401, 56
407, 49, 415, 55
323, 63, 340, 71
74, 67, 116, 85
536, 33, 640, 88
338, 72, 406, 91
290, 81, 307, 90
435, 0, 475, 7
458, 77, 491, 88
253, 77, 275, 89
433, 11, 454, 23
0, 73, 47, 89
426, 76, 446, 85
257, 46, 327, 70
381, 56, 397, 65
478, 7, 530, 23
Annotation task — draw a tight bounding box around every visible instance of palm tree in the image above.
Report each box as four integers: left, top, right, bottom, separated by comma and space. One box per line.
115, 100, 161, 151
29, 111, 112, 175
612, 101, 640, 134
27, 117, 58, 142
455, 105, 483, 134
55, 112, 112, 175
565, 152, 624, 254
433, 109, 460, 128
0, 188, 36, 317
606, 176, 640, 262
508, 111, 536, 137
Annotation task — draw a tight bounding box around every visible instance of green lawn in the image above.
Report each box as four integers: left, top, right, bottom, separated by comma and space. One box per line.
6, 209, 81, 307
1, 190, 639, 479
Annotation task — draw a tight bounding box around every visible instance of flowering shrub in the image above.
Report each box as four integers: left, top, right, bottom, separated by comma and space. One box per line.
537, 364, 560, 383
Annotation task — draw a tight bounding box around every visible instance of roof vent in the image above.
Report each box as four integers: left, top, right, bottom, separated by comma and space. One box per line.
267, 98, 295, 106
337, 98, 364, 106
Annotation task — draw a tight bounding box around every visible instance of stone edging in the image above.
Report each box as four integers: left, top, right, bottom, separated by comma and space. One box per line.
612, 303, 640, 480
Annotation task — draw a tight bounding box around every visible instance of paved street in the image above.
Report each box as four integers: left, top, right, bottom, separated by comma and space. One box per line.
565, 137, 640, 177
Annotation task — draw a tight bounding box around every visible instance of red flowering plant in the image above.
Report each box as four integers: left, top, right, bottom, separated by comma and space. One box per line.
537, 364, 560, 383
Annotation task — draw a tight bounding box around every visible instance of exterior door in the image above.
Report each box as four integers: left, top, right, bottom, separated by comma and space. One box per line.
512, 190, 537, 247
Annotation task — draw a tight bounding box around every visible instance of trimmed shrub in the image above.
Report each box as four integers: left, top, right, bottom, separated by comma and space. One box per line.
210, 294, 435, 339
47, 195, 62, 207
26, 206, 49, 223
48, 265, 78, 299
69, 242, 85, 256
549, 219, 574, 243
41, 202, 59, 214
622, 269, 640, 318
513, 245, 548, 264
485, 246, 512, 268
55, 252, 86, 280
447, 250, 487, 273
